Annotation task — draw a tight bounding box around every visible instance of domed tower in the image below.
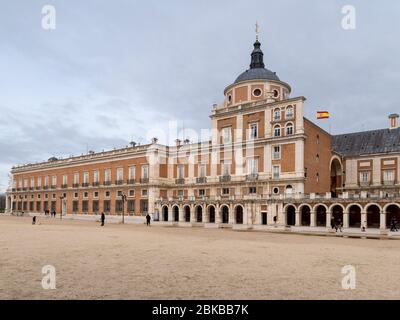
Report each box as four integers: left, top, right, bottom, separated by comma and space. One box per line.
223, 32, 291, 107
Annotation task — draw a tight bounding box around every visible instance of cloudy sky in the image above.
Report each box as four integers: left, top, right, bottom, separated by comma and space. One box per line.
1, 0, 399, 191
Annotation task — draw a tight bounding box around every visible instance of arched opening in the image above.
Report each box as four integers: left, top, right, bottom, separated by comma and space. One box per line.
330, 158, 343, 198
221, 205, 229, 224
315, 205, 327, 227
348, 205, 361, 228
196, 206, 203, 223
366, 205, 380, 229
286, 205, 296, 226
184, 206, 191, 222
386, 204, 400, 228
173, 206, 179, 222
235, 205, 243, 224
162, 206, 169, 222
331, 205, 344, 227
208, 206, 215, 223
285, 185, 293, 197
300, 205, 311, 226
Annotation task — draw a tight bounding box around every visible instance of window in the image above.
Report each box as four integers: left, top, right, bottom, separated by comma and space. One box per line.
116, 168, 123, 181
286, 106, 294, 119
285, 185, 293, 194
30, 178, 35, 188
198, 163, 206, 178
316, 154, 320, 162
115, 200, 123, 213
273, 146, 280, 160
94, 191, 99, 198
128, 200, 135, 213
45, 193, 48, 199
228, 94, 232, 103
73, 173, 79, 184
103, 200, 111, 213
83, 192, 88, 198
141, 189, 148, 197
252, 88, 262, 97
274, 125, 281, 137
177, 190, 184, 197
140, 200, 148, 213
44, 176, 49, 187
83, 172, 89, 184
273, 166, 280, 179
93, 170, 99, 183
247, 158, 258, 174
273, 187, 279, 194
177, 165, 185, 179
82, 201, 88, 213
286, 123, 294, 135
52, 193, 56, 199
141, 165, 149, 179
93, 200, 99, 213
104, 169, 111, 182
249, 187, 257, 194
222, 127, 232, 144
360, 172, 370, 183
117, 190, 122, 197
222, 161, 231, 176
24, 178, 28, 188
128, 166, 136, 180
129, 190, 135, 197
105, 191, 110, 198
316, 134, 320, 144
37, 177, 42, 187
199, 189, 205, 196
72, 201, 79, 213
222, 188, 230, 195
273, 89, 279, 98
249, 122, 258, 140
316, 173, 320, 183
51, 176, 57, 187
74, 192, 78, 198
38, 194, 41, 199
383, 170, 395, 182
273, 108, 281, 121
62, 175, 68, 185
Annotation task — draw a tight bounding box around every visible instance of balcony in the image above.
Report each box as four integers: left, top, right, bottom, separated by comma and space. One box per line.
17, 188, 21, 191
383, 180, 395, 186
103, 181, 111, 186
23, 187, 27, 191
219, 175, 231, 183
81, 183, 89, 187
50, 185, 57, 189
12, 188, 16, 192
36, 187, 42, 190
246, 173, 259, 181
43, 186, 49, 190
29, 187, 34, 191
196, 177, 207, 184
92, 182, 99, 187
127, 179, 136, 185
359, 181, 371, 187
61, 184, 68, 189
175, 178, 185, 185
72, 183, 79, 188
115, 180, 124, 185
140, 178, 149, 184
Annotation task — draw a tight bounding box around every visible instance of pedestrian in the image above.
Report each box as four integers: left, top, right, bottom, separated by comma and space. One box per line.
32, 216, 36, 225
390, 217, 398, 232
331, 216, 335, 229
100, 212, 105, 226
338, 219, 343, 233
146, 213, 151, 226
361, 221, 366, 232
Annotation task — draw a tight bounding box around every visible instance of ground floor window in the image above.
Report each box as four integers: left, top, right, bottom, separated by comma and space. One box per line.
72, 201, 78, 213
82, 200, 88, 213
23, 202, 27, 211
128, 200, 135, 214
103, 200, 111, 213
115, 200, 123, 213
51, 201, 56, 212
140, 200, 148, 214
36, 201, 41, 211
43, 202, 49, 212
92, 200, 99, 213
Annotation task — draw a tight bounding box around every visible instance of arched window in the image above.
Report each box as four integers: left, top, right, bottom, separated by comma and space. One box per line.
285, 185, 293, 195
286, 106, 294, 119
273, 108, 281, 121
274, 125, 281, 137
286, 123, 294, 135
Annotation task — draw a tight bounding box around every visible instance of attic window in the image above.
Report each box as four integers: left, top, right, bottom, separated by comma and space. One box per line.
253, 88, 262, 97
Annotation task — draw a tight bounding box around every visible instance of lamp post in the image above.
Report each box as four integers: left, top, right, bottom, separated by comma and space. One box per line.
59, 195, 64, 220
120, 193, 127, 224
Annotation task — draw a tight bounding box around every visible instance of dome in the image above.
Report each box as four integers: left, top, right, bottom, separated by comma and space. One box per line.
234, 67, 280, 84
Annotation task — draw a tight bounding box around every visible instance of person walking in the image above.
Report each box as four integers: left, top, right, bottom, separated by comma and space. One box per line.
390, 217, 398, 232
361, 221, 366, 232
32, 216, 36, 225
146, 213, 151, 226
101, 212, 105, 226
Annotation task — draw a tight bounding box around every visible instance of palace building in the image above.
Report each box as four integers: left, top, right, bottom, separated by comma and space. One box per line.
5, 34, 400, 233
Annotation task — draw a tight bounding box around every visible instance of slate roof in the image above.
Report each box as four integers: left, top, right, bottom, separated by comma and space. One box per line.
234, 68, 280, 84
332, 127, 400, 157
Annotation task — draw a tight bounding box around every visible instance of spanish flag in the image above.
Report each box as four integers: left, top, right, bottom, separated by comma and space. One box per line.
317, 111, 330, 119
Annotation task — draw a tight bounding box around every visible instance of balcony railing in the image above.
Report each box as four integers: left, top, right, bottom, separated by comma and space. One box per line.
103, 181, 111, 186
175, 178, 185, 185
72, 183, 79, 188
246, 173, 259, 181
383, 180, 395, 186
219, 175, 231, 182
17, 188, 21, 191
61, 184, 68, 189
81, 183, 89, 187
140, 178, 149, 184
50, 185, 57, 189
23, 187, 27, 191
92, 182, 99, 187
36, 187, 42, 190
115, 180, 124, 185
43, 186, 49, 190
29, 187, 34, 191
360, 181, 371, 187
196, 177, 207, 184
127, 179, 136, 185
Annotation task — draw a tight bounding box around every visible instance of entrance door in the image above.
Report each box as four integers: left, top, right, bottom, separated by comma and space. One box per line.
261, 212, 267, 225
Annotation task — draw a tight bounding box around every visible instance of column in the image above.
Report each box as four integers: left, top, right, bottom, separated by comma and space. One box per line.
190, 204, 195, 222
326, 212, 332, 229
361, 211, 367, 229
216, 204, 221, 223
229, 204, 234, 224
5, 196, 10, 213
179, 205, 184, 222
343, 211, 349, 229
310, 210, 316, 227
380, 211, 386, 230
295, 210, 300, 226
168, 204, 173, 222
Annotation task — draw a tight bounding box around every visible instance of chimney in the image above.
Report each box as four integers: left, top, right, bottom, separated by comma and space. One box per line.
389, 113, 399, 129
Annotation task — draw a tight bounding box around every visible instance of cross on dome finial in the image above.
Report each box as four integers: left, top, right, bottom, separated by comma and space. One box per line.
255, 22, 260, 41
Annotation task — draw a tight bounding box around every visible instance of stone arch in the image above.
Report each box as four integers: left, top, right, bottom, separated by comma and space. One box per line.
184, 205, 191, 222
195, 205, 203, 223
172, 205, 179, 222
298, 204, 312, 226
235, 205, 244, 224
314, 204, 327, 227
162, 205, 169, 222
366, 204, 381, 229
330, 204, 344, 227
347, 204, 361, 228
345, 203, 363, 213
285, 204, 296, 226
364, 203, 382, 212
207, 205, 216, 223
385, 204, 400, 228
220, 204, 230, 224
283, 203, 297, 213
330, 156, 343, 198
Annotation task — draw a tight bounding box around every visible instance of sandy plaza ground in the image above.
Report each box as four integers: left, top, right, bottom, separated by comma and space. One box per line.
0, 215, 399, 300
